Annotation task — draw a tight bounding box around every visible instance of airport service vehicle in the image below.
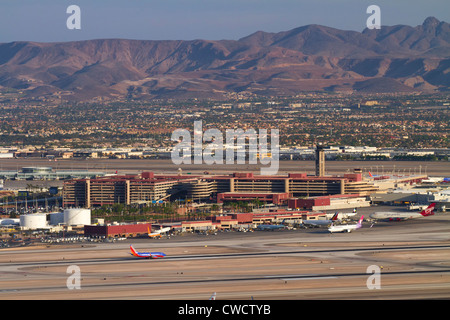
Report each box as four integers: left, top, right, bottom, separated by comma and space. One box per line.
369, 203, 436, 221
303, 212, 339, 227
328, 215, 364, 233
130, 245, 166, 259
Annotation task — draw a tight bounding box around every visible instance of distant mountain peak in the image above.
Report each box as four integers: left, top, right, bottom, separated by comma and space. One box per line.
423, 16, 440, 28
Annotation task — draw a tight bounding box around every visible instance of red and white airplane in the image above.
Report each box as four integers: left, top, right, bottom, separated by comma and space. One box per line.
369, 203, 436, 221
130, 245, 166, 259
328, 215, 364, 233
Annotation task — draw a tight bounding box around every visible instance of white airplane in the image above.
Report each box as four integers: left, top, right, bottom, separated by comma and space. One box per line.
336, 212, 358, 219
328, 215, 364, 233
369, 203, 436, 221
148, 226, 171, 238
303, 212, 339, 227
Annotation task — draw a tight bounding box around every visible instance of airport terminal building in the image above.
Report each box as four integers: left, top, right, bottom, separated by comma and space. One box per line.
63, 170, 379, 208
0, 166, 106, 181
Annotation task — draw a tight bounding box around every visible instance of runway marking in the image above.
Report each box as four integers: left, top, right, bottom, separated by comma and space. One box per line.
2, 244, 450, 267
280, 276, 338, 281
2, 269, 450, 294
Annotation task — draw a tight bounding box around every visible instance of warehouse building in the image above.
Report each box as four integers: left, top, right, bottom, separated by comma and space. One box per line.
84, 223, 151, 238
288, 194, 371, 211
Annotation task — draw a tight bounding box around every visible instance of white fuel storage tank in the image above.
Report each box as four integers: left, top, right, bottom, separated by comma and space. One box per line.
20, 214, 48, 229
49, 212, 64, 225
63, 208, 91, 226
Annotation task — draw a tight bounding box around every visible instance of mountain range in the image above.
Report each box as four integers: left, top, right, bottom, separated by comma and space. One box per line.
0, 17, 449, 101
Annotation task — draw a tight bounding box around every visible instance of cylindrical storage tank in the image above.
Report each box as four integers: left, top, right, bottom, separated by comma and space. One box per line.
64, 209, 91, 226
20, 214, 48, 229
49, 212, 65, 225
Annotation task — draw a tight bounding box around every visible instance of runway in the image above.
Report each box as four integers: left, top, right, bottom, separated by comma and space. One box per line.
0, 158, 448, 176
1, 213, 450, 300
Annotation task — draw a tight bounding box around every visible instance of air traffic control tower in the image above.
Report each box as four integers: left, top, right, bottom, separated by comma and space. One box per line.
315, 144, 325, 177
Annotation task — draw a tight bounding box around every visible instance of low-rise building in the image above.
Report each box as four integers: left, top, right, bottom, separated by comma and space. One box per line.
84, 223, 151, 238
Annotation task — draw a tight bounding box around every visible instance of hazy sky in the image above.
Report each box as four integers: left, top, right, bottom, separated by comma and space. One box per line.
1, 0, 449, 42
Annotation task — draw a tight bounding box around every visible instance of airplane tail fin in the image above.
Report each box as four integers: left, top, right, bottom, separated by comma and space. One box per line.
420, 203, 436, 216
357, 215, 364, 228
331, 212, 339, 221
209, 292, 216, 300
130, 245, 139, 257
368, 171, 373, 178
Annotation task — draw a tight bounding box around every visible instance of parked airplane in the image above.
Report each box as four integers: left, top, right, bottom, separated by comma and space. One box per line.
148, 226, 171, 238
421, 177, 444, 184
339, 212, 358, 219
303, 212, 339, 227
369, 203, 436, 221
257, 224, 285, 231
148, 230, 162, 238
130, 245, 166, 259
328, 215, 364, 233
